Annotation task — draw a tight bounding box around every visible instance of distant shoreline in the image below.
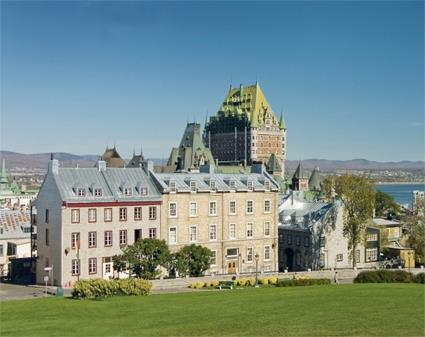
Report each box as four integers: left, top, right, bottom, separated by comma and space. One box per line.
375, 182, 425, 185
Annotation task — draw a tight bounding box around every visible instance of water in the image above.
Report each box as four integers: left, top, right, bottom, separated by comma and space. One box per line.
376, 183, 425, 207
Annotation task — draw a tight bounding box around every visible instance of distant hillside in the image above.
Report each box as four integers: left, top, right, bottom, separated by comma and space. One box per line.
0, 151, 423, 171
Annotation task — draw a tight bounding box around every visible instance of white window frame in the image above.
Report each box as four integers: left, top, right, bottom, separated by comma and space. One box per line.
229, 180, 236, 190
169, 180, 176, 193
264, 180, 271, 191
264, 245, 271, 261
246, 223, 253, 239
264, 221, 271, 237
189, 201, 197, 217
247, 180, 253, 191
88, 208, 97, 223
210, 250, 217, 266
229, 200, 236, 215
189, 225, 197, 243
190, 180, 197, 192
71, 209, 80, 223
246, 200, 254, 214
169, 202, 178, 218
123, 187, 132, 196
229, 223, 236, 240
209, 224, 217, 241
247, 247, 253, 263
94, 188, 102, 197
209, 201, 217, 216
264, 199, 271, 213
169, 227, 177, 244
210, 180, 216, 191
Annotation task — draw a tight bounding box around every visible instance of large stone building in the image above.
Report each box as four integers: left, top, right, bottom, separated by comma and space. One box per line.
204, 82, 287, 176
35, 158, 161, 286
151, 164, 280, 275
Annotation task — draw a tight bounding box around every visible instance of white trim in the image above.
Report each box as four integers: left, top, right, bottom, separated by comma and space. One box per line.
246, 200, 254, 215
229, 223, 236, 240
169, 226, 177, 244
228, 200, 236, 215
264, 199, 272, 213
189, 225, 197, 243
209, 201, 218, 217
189, 201, 197, 217
168, 201, 178, 218
209, 224, 217, 241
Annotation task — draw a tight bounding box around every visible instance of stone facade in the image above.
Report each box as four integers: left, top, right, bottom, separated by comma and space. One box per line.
152, 167, 279, 274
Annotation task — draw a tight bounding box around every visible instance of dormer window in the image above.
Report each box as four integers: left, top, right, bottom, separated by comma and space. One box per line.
78, 188, 86, 197
247, 181, 253, 191
210, 180, 216, 191
170, 181, 176, 193
140, 187, 148, 196
229, 180, 236, 190
94, 188, 102, 197
264, 180, 270, 191
124, 187, 132, 196
190, 180, 197, 192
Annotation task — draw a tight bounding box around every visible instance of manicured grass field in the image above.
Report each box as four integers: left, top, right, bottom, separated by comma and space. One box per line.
1, 284, 424, 336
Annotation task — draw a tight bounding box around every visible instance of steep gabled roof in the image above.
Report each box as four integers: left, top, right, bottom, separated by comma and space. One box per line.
308, 167, 323, 192
267, 154, 282, 173
293, 162, 309, 180
100, 147, 125, 168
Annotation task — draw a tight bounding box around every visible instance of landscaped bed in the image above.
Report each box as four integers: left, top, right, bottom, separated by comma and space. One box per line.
1, 284, 423, 336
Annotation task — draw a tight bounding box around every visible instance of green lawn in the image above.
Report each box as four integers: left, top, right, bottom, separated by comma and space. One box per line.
1, 284, 424, 336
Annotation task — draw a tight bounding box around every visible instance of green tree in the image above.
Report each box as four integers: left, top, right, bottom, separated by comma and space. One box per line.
119, 239, 170, 279
112, 254, 127, 279
175, 244, 212, 277
375, 190, 400, 218
324, 175, 375, 268
406, 215, 425, 265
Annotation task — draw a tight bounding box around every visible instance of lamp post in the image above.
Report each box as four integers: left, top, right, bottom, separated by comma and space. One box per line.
255, 253, 259, 288
408, 251, 412, 272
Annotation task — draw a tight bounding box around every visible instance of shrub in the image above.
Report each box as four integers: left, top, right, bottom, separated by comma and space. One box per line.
236, 278, 249, 286
210, 280, 220, 288
259, 277, 269, 285
354, 270, 413, 283
72, 278, 151, 299
246, 278, 256, 286
269, 277, 278, 285
276, 278, 331, 287
194, 282, 205, 289
413, 273, 425, 284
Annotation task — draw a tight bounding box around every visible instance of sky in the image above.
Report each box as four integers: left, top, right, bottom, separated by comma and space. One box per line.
1, 1, 424, 161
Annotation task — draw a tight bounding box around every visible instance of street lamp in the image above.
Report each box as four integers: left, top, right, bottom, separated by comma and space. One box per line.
255, 253, 259, 288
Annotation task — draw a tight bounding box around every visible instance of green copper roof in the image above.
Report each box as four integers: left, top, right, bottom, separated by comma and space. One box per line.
279, 112, 286, 130
308, 167, 323, 192
267, 154, 282, 173
292, 162, 309, 180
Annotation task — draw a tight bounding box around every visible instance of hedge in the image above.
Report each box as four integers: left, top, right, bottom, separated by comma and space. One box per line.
354, 270, 417, 284
72, 278, 152, 299
276, 278, 331, 287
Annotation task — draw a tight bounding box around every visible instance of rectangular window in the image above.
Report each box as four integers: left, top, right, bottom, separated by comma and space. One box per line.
287, 234, 292, 245
209, 201, 217, 216
304, 237, 309, 247
104, 208, 112, 222
169, 227, 177, 244
229, 223, 236, 240
209, 224, 217, 241
246, 223, 253, 238
366, 248, 378, 262
45, 209, 49, 224
0, 244, 3, 257
119, 208, 127, 221
355, 249, 360, 263
319, 236, 325, 247
71, 209, 80, 223
264, 246, 271, 261
71, 232, 80, 249
94, 188, 102, 197
140, 187, 148, 195
169, 181, 176, 192
226, 248, 238, 258
78, 188, 86, 197
124, 187, 132, 196
264, 200, 271, 213
88, 231, 97, 248
320, 253, 325, 266
134, 207, 142, 220
45, 228, 49, 246
88, 208, 97, 223
149, 228, 157, 239
247, 181, 253, 191
296, 236, 301, 246
135, 229, 142, 242
7, 243, 17, 256
189, 202, 197, 217
336, 254, 343, 262
189, 226, 197, 242
190, 181, 197, 192
210, 180, 216, 191
264, 222, 271, 237
104, 231, 112, 247
229, 180, 236, 190
247, 247, 253, 262
264, 180, 271, 191
169, 202, 177, 217
210, 251, 217, 266
229, 200, 236, 215
149, 207, 157, 220
367, 232, 378, 241
246, 200, 254, 214
72, 259, 80, 276
88, 258, 97, 274
119, 230, 127, 245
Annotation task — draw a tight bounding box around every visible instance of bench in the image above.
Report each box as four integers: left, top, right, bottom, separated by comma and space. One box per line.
219, 281, 234, 290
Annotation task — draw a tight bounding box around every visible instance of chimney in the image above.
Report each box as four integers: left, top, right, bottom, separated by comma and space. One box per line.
48, 154, 59, 175
97, 161, 107, 172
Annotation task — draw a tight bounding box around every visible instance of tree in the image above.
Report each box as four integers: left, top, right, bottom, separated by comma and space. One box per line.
112, 254, 127, 279
175, 244, 212, 277
375, 190, 400, 219
406, 215, 425, 265
324, 175, 375, 268
119, 239, 171, 279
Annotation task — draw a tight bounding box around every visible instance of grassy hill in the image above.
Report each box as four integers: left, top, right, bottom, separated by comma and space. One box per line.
1, 284, 423, 336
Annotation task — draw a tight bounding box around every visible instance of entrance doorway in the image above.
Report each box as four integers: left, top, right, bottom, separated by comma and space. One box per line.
103, 257, 113, 279
285, 248, 294, 271
134, 229, 142, 242
227, 261, 237, 274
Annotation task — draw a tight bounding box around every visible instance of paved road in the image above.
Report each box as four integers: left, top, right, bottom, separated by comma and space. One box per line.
0, 282, 52, 301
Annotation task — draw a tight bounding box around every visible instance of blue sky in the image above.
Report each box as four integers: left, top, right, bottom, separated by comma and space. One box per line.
1, 1, 423, 161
